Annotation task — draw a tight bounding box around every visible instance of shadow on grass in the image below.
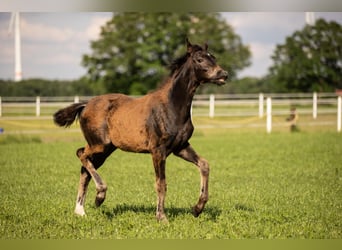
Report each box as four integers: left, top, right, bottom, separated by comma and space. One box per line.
102, 203, 222, 221
234, 203, 255, 212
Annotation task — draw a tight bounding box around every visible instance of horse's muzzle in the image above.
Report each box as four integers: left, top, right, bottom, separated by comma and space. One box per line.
213, 70, 228, 85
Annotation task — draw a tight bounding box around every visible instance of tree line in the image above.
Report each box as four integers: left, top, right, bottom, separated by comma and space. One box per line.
0, 77, 266, 97
0, 78, 94, 97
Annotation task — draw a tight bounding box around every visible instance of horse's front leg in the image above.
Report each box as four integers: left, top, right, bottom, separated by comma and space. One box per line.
174, 144, 210, 217
151, 151, 168, 222
78, 145, 109, 208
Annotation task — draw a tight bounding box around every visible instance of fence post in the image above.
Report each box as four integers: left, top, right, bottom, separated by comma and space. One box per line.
338, 96, 342, 133
266, 97, 272, 134
259, 93, 264, 118
36, 96, 40, 117
313, 92, 317, 119
74, 95, 79, 103
209, 94, 215, 118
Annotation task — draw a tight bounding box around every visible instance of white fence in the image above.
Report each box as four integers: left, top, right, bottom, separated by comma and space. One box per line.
190, 93, 341, 132
191, 92, 339, 117
0, 93, 341, 132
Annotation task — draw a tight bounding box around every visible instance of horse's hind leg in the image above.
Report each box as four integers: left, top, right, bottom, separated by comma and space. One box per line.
74, 148, 91, 216
75, 144, 115, 215
174, 144, 209, 217
75, 167, 91, 216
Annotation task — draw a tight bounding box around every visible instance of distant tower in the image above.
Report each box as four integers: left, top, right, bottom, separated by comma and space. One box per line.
305, 12, 315, 26
8, 12, 22, 82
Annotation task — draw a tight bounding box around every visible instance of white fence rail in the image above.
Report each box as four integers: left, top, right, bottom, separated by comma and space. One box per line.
0, 93, 341, 132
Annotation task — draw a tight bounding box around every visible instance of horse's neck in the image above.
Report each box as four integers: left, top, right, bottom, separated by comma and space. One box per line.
168, 68, 199, 120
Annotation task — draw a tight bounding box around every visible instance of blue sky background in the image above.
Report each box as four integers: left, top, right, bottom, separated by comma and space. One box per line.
0, 12, 341, 80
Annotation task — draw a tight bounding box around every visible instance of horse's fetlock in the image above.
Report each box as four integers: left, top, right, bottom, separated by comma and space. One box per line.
200, 194, 209, 203
96, 184, 107, 193
95, 187, 107, 207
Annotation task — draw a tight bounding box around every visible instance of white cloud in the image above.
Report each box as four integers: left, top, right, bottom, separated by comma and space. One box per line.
19, 14, 109, 43
237, 42, 276, 78
23, 43, 79, 65
222, 12, 306, 78
21, 17, 74, 43
84, 16, 110, 41
250, 42, 275, 61
0, 42, 13, 64
226, 12, 304, 34
0, 18, 14, 65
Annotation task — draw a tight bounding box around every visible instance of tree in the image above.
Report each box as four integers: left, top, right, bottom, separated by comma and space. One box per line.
267, 18, 342, 93
82, 13, 251, 95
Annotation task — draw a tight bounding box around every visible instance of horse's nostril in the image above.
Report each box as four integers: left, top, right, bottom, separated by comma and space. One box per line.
217, 70, 228, 79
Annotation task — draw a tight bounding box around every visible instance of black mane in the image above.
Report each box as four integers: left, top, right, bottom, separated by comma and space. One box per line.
169, 44, 204, 75
169, 53, 188, 75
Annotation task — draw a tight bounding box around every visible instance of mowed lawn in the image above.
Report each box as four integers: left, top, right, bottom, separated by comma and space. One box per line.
0, 131, 341, 239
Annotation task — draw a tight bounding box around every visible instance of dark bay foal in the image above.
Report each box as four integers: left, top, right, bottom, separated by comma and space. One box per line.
54, 39, 228, 222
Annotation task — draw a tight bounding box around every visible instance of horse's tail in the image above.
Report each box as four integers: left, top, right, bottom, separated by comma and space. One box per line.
53, 102, 87, 128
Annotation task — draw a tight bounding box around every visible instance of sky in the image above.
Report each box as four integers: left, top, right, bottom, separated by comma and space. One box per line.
0, 12, 341, 81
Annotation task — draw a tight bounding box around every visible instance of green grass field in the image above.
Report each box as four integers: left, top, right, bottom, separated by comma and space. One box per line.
0, 122, 341, 238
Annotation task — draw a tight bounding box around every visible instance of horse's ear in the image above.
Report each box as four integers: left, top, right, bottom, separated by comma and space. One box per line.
204, 42, 208, 51
186, 38, 193, 53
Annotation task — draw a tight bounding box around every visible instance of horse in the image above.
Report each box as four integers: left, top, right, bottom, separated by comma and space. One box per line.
53, 38, 228, 222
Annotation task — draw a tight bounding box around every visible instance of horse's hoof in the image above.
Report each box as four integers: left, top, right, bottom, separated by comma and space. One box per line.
95, 188, 106, 207
159, 217, 169, 224
191, 206, 202, 217
95, 199, 104, 207
95, 196, 105, 207
156, 213, 169, 223
75, 211, 86, 217
75, 203, 86, 216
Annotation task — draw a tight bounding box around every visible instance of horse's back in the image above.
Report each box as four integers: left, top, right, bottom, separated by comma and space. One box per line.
82, 93, 132, 114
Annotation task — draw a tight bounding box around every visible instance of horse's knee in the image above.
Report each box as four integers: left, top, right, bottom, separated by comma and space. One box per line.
80, 144, 115, 169
77, 147, 100, 168
155, 180, 167, 193
76, 147, 85, 158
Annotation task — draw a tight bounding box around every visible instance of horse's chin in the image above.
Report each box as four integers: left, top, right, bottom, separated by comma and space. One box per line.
212, 79, 226, 86
201, 78, 226, 86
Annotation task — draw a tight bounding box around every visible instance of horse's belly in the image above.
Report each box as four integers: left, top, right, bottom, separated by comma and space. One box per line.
108, 114, 150, 153
113, 132, 150, 153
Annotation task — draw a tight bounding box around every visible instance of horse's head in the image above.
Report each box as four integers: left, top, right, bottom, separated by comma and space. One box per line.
186, 38, 228, 85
